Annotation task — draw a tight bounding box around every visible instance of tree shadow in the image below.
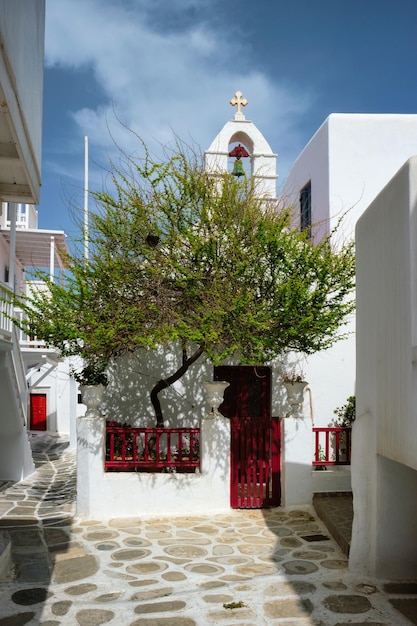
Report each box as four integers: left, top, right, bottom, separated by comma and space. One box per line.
102, 344, 213, 428
0, 439, 75, 625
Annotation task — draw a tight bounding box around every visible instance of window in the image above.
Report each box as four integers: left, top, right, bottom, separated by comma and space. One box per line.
300, 181, 312, 238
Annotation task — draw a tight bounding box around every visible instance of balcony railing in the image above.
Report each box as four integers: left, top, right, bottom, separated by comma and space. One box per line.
313, 427, 351, 466
105, 425, 200, 473
0, 281, 13, 339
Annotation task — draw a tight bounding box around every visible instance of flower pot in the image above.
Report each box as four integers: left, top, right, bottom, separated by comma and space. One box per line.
80, 384, 105, 417
283, 381, 308, 418
203, 381, 230, 417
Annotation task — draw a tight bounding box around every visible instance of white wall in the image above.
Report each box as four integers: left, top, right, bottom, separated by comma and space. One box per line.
281, 113, 417, 429
328, 114, 417, 240
350, 156, 417, 578
101, 345, 213, 427
280, 118, 330, 242
77, 413, 231, 519
100, 347, 309, 427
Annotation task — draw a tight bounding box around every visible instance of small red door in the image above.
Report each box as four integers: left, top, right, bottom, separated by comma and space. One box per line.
30, 394, 47, 431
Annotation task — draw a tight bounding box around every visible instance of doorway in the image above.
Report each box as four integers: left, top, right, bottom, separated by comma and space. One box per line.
30, 393, 47, 431
214, 366, 281, 508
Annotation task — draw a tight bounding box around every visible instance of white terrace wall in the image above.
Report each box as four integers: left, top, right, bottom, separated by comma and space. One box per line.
77, 345, 318, 515
350, 156, 417, 578
77, 413, 231, 519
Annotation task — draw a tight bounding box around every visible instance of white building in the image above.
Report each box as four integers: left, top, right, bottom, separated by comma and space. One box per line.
0, 1, 75, 481
281, 113, 417, 427
0, 201, 71, 480
352, 156, 417, 578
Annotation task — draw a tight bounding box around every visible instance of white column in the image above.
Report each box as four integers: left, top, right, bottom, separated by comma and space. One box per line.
281, 415, 314, 506
76, 415, 105, 517
8, 203, 17, 292
200, 414, 231, 509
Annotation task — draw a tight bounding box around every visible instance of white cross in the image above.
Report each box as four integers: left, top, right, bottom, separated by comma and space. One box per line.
230, 91, 248, 115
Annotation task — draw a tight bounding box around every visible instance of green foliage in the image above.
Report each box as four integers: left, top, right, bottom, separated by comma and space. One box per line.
223, 601, 245, 610
333, 395, 356, 427
71, 359, 109, 386
9, 137, 355, 415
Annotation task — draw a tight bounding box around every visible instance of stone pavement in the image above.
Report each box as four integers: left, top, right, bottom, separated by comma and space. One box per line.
0, 434, 417, 625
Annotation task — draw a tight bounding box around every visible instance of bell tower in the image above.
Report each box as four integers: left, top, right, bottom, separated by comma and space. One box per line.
205, 91, 278, 198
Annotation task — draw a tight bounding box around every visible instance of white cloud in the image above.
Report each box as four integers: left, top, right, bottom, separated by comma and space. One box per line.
45, 0, 313, 184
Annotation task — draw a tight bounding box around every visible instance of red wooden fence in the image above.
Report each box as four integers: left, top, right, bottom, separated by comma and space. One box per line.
313, 427, 351, 466
105, 425, 200, 473
230, 417, 281, 508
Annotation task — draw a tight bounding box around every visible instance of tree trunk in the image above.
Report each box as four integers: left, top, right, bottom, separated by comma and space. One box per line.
150, 344, 205, 427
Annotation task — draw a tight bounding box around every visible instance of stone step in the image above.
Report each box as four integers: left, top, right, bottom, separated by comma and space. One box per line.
313, 492, 353, 556
0, 531, 13, 580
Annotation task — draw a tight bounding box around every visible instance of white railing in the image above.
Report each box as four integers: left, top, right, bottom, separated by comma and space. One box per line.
0, 283, 28, 425
13, 307, 47, 349
10, 325, 28, 425
0, 281, 13, 339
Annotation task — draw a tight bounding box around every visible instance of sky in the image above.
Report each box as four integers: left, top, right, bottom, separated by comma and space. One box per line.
40, 0, 417, 237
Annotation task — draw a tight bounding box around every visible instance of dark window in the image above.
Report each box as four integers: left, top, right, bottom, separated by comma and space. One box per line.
300, 181, 312, 238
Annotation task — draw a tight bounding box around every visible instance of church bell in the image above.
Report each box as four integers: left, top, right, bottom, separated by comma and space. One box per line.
232, 158, 245, 177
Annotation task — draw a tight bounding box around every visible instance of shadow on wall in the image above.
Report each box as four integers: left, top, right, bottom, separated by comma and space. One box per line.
101, 344, 213, 428
100, 346, 307, 429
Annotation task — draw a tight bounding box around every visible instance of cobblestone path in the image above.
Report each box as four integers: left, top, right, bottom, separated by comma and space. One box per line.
0, 434, 416, 625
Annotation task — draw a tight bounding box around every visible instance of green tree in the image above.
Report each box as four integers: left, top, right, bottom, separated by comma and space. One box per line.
11, 140, 355, 425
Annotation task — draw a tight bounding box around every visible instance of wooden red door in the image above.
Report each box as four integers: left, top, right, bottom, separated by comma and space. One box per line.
214, 366, 281, 508
214, 365, 271, 419
30, 394, 47, 431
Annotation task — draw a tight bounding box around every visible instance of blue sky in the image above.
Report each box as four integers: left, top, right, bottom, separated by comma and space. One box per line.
40, 0, 417, 235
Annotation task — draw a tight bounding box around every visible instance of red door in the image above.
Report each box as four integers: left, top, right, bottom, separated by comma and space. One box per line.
214, 366, 281, 508
214, 365, 271, 419
30, 394, 47, 431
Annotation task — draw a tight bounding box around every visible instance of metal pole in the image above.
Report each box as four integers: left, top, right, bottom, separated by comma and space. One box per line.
49, 236, 55, 283
84, 136, 89, 262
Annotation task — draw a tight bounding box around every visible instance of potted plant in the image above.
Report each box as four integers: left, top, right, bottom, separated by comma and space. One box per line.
332, 395, 355, 460
72, 357, 108, 418
333, 395, 356, 427
282, 368, 308, 417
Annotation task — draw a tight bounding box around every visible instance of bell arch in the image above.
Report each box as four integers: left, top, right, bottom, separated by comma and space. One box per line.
205, 91, 278, 198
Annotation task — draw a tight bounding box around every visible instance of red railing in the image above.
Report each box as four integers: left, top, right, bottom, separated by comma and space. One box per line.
105, 425, 200, 473
313, 427, 351, 466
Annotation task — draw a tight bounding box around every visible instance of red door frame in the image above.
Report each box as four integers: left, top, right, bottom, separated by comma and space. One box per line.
30, 393, 47, 431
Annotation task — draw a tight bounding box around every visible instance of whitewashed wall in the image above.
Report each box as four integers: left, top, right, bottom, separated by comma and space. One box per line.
281, 113, 417, 429
101, 346, 213, 428
76, 348, 317, 511
100, 347, 308, 428
77, 413, 231, 519
350, 156, 417, 578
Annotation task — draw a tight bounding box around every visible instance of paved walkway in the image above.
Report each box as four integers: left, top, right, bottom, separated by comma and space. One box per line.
0, 434, 416, 625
